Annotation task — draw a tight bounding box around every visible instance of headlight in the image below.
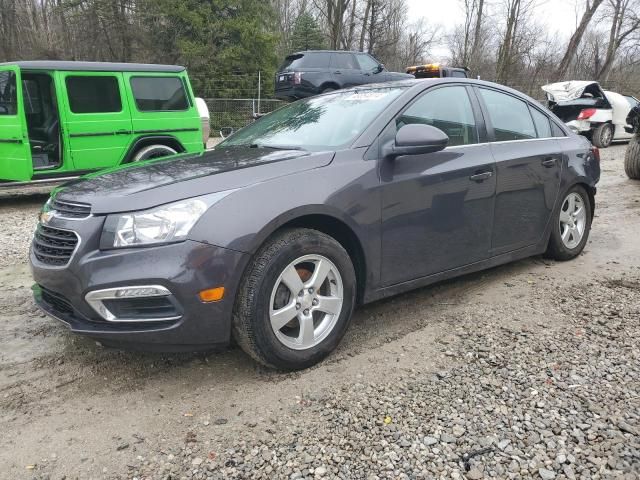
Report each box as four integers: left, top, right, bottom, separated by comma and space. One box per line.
101, 192, 231, 249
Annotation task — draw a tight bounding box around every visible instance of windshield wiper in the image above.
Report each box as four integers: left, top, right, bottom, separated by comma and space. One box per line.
248, 143, 305, 151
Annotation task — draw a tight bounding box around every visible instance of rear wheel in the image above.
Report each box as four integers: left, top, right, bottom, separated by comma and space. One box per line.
545, 185, 592, 261
233, 228, 356, 370
591, 123, 613, 148
624, 136, 640, 179
131, 144, 177, 162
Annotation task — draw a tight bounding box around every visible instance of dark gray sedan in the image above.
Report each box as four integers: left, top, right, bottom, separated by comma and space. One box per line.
30, 79, 600, 370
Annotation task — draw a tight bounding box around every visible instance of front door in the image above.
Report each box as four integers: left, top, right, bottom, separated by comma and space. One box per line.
475, 87, 562, 253
57, 71, 133, 171
380, 85, 496, 286
0, 66, 32, 181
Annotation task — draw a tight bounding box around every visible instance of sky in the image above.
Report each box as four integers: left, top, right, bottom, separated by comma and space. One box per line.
406, 0, 584, 58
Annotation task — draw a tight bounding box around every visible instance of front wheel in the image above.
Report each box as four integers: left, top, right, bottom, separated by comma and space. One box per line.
233, 228, 356, 370
591, 123, 613, 148
545, 185, 592, 261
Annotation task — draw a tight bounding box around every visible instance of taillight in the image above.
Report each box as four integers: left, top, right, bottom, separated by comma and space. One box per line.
293, 72, 303, 85
591, 146, 600, 162
577, 108, 596, 120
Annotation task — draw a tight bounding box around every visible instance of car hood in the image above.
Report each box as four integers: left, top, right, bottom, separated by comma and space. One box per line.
54, 147, 335, 214
542, 81, 601, 102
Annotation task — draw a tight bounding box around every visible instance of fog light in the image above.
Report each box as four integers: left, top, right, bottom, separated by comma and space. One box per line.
115, 287, 168, 298
199, 287, 225, 302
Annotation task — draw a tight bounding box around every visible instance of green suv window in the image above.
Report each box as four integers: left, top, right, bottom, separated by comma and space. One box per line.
130, 77, 189, 112
66, 76, 122, 114
0, 71, 17, 115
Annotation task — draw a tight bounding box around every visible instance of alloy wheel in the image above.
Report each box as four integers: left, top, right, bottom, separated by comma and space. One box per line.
559, 192, 587, 249
269, 254, 344, 350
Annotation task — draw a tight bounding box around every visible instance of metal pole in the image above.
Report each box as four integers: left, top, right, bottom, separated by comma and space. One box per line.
257, 71, 261, 115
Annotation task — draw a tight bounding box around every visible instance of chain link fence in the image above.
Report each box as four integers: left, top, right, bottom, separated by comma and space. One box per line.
204, 98, 285, 138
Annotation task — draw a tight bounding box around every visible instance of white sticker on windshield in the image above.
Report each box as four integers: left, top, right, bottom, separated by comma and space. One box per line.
343, 91, 388, 101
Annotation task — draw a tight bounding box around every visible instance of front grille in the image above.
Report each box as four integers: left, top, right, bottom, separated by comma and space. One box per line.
33, 225, 79, 266
50, 199, 91, 219
40, 286, 74, 317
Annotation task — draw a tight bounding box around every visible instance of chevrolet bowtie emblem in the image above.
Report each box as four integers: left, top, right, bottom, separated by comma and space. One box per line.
40, 210, 56, 224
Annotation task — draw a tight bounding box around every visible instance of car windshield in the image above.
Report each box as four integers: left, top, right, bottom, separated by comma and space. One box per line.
220, 87, 406, 151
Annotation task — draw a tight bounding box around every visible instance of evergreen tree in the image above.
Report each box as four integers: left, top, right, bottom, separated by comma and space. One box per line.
289, 12, 325, 53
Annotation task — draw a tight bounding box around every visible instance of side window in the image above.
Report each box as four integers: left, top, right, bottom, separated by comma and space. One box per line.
551, 121, 566, 137
451, 70, 468, 78
479, 88, 536, 141
397, 86, 478, 147
130, 77, 189, 112
0, 71, 17, 115
331, 53, 359, 70
65, 76, 122, 114
530, 106, 552, 138
356, 54, 379, 71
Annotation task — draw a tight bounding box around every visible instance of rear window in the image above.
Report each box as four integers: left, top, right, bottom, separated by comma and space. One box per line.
0, 71, 18, 115
66, 76, 122, 114
278, 52, 331, 71
130, 77, 189, 112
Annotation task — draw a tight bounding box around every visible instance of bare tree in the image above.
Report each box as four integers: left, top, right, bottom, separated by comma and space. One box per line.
556, 0, 605, 79
596, 0, 640, 81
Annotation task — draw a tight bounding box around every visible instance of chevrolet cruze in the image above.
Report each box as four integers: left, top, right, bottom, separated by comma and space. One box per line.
30, 79, 600, 370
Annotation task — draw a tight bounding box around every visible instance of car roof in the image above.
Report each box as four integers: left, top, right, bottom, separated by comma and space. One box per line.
0, 61, 185, 73
289, 50, 372, 56
341, 78, 533, 99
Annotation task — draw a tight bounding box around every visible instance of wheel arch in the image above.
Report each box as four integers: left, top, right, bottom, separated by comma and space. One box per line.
319, 81, 340, 92
121, 135, 186, 164
252, 210, 368, 304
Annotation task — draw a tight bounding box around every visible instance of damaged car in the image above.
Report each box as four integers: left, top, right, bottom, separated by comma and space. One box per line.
542, 81, 635, 148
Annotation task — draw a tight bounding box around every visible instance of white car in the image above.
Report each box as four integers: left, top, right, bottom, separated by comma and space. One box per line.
542, 81, 638, 148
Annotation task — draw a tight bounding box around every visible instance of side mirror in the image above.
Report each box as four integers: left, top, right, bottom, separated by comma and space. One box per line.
375, 64, 385, 73
383, 124, 449, 159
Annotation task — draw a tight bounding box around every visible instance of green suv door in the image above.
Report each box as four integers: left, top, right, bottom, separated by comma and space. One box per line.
0, 66, 32, 181
57, 71, 134, 171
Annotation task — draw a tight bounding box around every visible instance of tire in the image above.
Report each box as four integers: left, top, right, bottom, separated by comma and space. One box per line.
545, 185, 592, 261
591, 123, 613, 148
233, 228, 356, 370
624, 136, 640, 179
131, 144, 177, 162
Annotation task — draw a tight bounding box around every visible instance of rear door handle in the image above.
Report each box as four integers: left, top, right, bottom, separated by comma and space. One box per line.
115, 130, 131, 135
542, 157, 557, 168
334, 71, 342, 74
469, 171, 493, 182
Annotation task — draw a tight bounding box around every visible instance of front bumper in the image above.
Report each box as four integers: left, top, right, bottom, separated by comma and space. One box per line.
30, 216, 249, 351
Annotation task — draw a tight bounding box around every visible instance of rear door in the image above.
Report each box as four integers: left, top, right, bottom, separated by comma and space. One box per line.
330, 52, 362, 87
476, 87, 562, 254
57, 71, 133, 171
122, 73, 202, 153
0, 66, 32, 181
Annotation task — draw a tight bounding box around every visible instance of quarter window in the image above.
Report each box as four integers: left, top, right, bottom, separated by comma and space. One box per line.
530, 107, 552, 138
130, 77, 189, 111
479, 88, 537, 141
397, 86, 479, 147
0, 71, 17, 115
65, 76, 122, 114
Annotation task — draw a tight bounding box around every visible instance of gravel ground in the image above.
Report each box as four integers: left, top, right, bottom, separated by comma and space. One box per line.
0, 144, 638, 479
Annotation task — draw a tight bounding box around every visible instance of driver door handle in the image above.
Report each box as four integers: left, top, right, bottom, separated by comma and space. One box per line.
542, 157, 557, 168
469, 171, 493, 182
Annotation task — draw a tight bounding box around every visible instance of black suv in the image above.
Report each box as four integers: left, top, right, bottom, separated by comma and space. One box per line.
274, 50, 412, 100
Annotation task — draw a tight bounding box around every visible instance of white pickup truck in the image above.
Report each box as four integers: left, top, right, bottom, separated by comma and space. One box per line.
542, 81, 638, 148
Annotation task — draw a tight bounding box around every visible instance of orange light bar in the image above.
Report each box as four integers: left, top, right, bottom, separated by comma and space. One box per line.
199, 287, 225, 302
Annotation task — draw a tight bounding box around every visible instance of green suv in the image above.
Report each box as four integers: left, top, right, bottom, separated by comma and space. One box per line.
0, 61, 209, 186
